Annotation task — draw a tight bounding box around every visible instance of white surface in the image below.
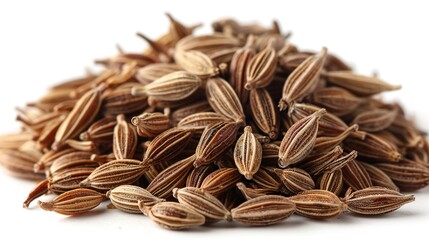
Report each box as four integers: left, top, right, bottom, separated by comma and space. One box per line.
1, 0, 429, 239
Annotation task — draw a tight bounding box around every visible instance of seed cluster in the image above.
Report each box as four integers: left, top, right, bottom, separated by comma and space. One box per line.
0, 15, 428, 230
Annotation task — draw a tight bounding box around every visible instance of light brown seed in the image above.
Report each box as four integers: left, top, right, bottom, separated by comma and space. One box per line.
174, 50, 219, 78
131, 112, 170, 138
142, 128, 193, 167
186, 165, 216, 188
194, 121, 240, 168
352, 109, 398, 132
146, 155, 196, 199
171, 100, 212, 124
344, 187, 415, 215
102, 87, 149, 116
309, 87, 363, 116
80, 159, 146, 190
234, 126, 262, 180
80, 117, 117, 144
0, 132, 33, 150
231, 195, 295, 226
132, 71, 201, 101
49, 151, 97, 176
360, 162, 399, 191
344, 133, 402, 162
0, 149, 44, 180
274, 168, 315, 194
106, 185, 164, 214
279, 47, 328, 111
143, 201, 206, 230
229, 44, 255, 105
323, 71, 401, 96
173, 187, 231, 222
52, 84, 105, 150
236, 182, 274, 200
289, 189, 347, 219
278, 109, 326, 168
317, 170, 343, 196
206, 77, 246, 124
136, 63, 183, 84
178, 112, 229, 134
249, 88, 280, 139
38, 188, 105, 215
299, 146, 345, 175
33, 148, 78, 174
245, 43, 277, 90
113, 114, 137, 160
375, 160, 429, 191
23, 167, 95, 208
288, 102, 367, 140
252, 167, 287, 194
200, 168, 242, 197
311, 124, 358, 155
342, 160, 373, 191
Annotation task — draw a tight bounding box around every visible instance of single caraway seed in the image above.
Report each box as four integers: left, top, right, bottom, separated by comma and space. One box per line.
38, 188, 105, 215
234, 126, 262, 180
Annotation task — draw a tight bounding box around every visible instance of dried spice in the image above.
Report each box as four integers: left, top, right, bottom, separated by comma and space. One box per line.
0, 15, 427, 230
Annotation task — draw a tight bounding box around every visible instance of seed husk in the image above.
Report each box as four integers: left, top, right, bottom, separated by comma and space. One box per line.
249, 88, 280, 140
344, 187, 415, 215
289, 189, 347, 219
142, 201, 206, 230
38, 188, 105, 216
131, 112, 171, 138
106, 185, 164, 214
278, 109, 326, 168
234, 126, 262, 180
231, 195, 295, 226
173, 187, 231, 222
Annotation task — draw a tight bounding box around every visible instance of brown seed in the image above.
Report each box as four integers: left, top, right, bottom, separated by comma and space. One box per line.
279, 47, 328, 111
131, 112, 170, 138
311, 124, 359, 155
200, 168, 242, 197
249, 88, 280, 139
106, 185, 164, 214
274, 168, 315, 194
344, 133, 402, 162
342, 160, 373, 191
317, 170, 344, 196
0, 149, 44, 180
236, 182, 274, 200
300, 146, 350, 175
234, 126, 262, 180
229, 44, 255, 105
132, 71, 201, 102
80, 117, 116, 144
49, 151, 97, 176
113, 114, 137, 160
194, 121, 240, 168
136, 63, 183, 84
323, 71, 401, 96
178, 112, 229, 134
360, 162, 399, 191
146, 155, 196, 199
142, 128, 193, 167
171, 100, 212, 124
38, 188, 105, 216
52, 84, 105, 150
0, 132, 33, 150
352, 109, 398, 132
174, 50, 219, 78
206, 77, 246, 124
289, 189, 347, 219
173, 187, 231, 222
309, 87, 364, 116
375, 160, 429, 191
33, 148, 78, 174
344, 187, 415, 215
231, 195, 295, 226
80, 159, 146, 190
278, 109, 326, 168
186, 164, 216, 188
102, 87, 149, 116
142, 201, 205, 230
245, 42, 277, 90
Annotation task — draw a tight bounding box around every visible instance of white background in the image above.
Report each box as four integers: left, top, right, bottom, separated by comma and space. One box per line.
0, 0, 428, 239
